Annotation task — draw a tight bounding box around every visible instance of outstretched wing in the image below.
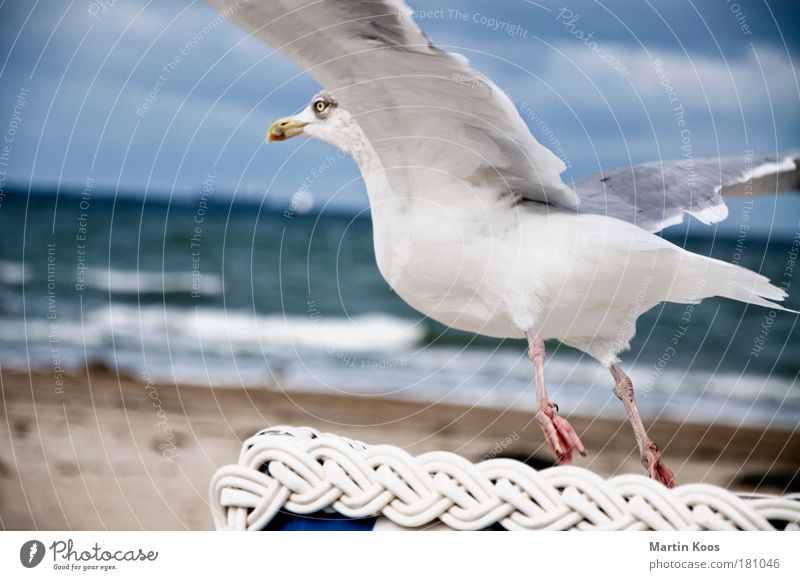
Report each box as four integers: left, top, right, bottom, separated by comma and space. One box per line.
573, 153, 800, 232
206, 0, 578, 208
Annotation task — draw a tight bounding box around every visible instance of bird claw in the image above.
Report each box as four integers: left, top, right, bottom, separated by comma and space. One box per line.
536, 403, 586, 464
641, 442, 677, 488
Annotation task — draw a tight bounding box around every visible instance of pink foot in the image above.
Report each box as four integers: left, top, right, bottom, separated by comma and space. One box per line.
642, 442, 677, 488
536, 403, 586, 464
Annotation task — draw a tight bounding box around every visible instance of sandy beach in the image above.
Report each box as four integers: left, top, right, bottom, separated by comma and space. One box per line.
1, 366, 797, 530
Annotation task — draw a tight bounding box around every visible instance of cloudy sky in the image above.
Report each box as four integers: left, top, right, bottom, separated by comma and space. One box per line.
1, 0, 798, 228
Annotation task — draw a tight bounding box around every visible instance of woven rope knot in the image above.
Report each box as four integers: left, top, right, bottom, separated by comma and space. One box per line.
210, 426, 800, 531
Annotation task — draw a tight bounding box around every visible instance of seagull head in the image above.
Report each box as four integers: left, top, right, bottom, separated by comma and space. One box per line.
268, 91, 351, 146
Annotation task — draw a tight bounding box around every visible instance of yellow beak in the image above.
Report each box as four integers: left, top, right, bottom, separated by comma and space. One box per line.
267, 117, 308, 141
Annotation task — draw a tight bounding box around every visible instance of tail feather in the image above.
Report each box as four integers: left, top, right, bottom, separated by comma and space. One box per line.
703, 257, 796, 313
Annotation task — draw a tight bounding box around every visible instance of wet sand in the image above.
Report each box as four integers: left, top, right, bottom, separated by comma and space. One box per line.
1, 367, 797, 530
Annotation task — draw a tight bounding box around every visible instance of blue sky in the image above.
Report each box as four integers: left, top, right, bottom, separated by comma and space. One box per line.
0, 0, 798, 229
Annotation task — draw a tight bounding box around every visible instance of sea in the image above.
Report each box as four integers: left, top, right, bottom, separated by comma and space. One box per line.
1, 185, 798, 427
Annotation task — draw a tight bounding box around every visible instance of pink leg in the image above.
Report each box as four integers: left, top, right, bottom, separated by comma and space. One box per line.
610, 364, 677, 488
528, 335, 585, 464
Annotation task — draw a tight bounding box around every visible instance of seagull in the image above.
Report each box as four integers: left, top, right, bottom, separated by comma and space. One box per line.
208, 0, 799, 487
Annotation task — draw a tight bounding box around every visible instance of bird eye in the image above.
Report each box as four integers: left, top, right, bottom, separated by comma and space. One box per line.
314, 100, 327, 113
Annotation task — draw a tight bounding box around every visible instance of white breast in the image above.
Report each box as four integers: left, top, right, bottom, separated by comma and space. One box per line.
371, 188, 545, 338
371, 190, 692, 351
349, 124, 691, 353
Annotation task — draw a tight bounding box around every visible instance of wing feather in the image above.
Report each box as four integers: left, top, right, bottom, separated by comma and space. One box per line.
206, 0, 578, 208
573, 153, 800, 232
207, 1, 800, 230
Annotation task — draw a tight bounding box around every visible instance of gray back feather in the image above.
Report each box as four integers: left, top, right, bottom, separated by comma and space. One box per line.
573, 154, 800, 232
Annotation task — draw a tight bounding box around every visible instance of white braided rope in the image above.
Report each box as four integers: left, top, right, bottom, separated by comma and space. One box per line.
209, 425, 800, 531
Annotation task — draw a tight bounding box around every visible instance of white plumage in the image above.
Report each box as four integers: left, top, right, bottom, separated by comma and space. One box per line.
208, 0, 799, 487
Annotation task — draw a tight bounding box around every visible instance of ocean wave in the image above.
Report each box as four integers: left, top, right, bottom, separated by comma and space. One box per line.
0, 261, 224, 296
0, 303, 796, 427
0, 304, 425, 355
0, 261, 32, 284
82, 268, 224, 295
